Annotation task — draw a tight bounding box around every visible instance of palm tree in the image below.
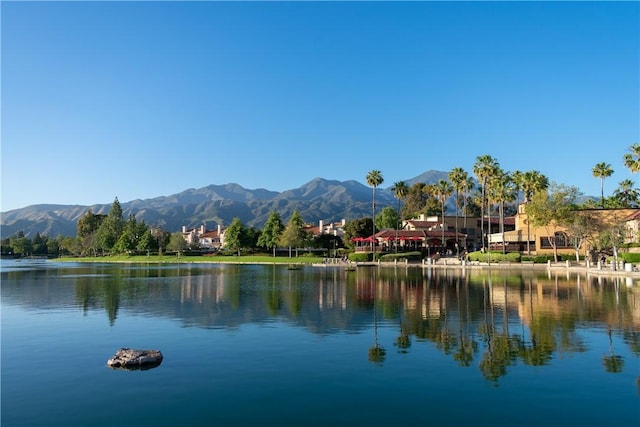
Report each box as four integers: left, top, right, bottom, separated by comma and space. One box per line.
613, 179, 640, 208
460, 175, 475, 251
435, 179, 454, 255
623, 143, 640, 173
391, 181, 409, 253
489, 169, 516, 254
449, 167, 469, 255
366, 170, 384, 259
473, 155, 499, 251
511, 170, 524, 207
521, 170, 549, 255
593, 162, 614, 208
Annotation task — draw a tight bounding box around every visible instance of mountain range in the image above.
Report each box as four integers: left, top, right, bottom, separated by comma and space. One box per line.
1, 171, 452, 238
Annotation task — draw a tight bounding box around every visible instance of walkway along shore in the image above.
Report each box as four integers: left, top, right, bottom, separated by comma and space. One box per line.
316, 257, 640, 280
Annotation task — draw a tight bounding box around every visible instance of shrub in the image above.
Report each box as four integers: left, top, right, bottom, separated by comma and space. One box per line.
348, 252, 371, 262
380, 251, 422, 262
618, 252, 640, 263
467, 251, 520, 263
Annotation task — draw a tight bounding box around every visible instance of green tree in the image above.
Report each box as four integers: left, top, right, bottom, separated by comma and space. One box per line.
32, 232, 47, 255
623, 143, 640, 173
592, 162, 614, 209
224, 218, 247, 256
375, 206, 398, 230
95, 198, 126, 254
151, 227, 171, 257
46, 236, 60, 257
77, 209, 106, 238
366, 170, 384, 256
402, 182, 429, 218
526, 183, 579, 262
343, 217, 374, 248
137, 229, 158, 255
565, 210, 601, 261
166, 232, 188, 256
279, 210, 307, 257
258, 211, 284, 256
112, 215, 147, 254
10, 231, 32, 256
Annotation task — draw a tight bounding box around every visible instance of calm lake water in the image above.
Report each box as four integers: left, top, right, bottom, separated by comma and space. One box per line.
1, 259, 639, 426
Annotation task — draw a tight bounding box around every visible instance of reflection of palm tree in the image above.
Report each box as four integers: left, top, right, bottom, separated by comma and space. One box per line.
368, 269, 386, 364
453, 275, 476, 366
395, 278, 410, 353
602, 327, 625, 373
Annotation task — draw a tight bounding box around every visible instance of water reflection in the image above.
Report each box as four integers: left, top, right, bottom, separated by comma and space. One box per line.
2, 261, 639, 382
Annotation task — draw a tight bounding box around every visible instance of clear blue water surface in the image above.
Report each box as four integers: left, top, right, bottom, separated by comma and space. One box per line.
1, 259, 638, 426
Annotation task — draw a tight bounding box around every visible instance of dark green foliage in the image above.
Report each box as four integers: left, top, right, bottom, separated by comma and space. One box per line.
467, 251, 521, 262
618, 252, 640, 263
520, 254, 577, 263
380, 251, 422, 261
348, 252, 371, 262
343, 217, 374, 247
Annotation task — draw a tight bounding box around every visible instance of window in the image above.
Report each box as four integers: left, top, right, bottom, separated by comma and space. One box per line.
540, 232, 571, 248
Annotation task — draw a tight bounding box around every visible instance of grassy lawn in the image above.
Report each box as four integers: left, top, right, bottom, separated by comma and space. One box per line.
53, 254, 326, 264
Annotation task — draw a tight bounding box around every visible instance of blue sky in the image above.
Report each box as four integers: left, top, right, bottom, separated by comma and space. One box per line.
2, 1, 638, 212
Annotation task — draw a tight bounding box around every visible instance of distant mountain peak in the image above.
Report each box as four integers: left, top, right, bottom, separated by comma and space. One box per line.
1, 170, 455, 237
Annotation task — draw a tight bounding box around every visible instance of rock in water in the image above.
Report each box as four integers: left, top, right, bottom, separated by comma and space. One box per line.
107, 348, 163, 370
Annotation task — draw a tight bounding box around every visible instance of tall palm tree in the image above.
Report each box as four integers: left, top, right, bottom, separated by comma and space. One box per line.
511, 170, 524, 207
489, 169, 516, 254
435, 179, 454, 255
449, 167, 468, 255
623, 143, 640, 173
473, 155, 499, 251
521, 170, 549, 255
592, 162, 614, 209
366, 170, 384, 259
391, 181, 409, 253
460, 175, 475, 251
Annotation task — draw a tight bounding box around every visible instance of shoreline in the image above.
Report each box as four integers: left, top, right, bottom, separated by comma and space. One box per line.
9, 256, 639, 280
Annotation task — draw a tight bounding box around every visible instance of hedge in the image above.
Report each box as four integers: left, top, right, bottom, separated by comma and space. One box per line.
348, 252, 372, 262
618, 252, 640, 263
467, 251, 521, 263
379, 251, 423, 261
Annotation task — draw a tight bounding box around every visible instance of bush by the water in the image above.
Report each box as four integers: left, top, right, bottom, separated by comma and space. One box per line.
618, 252, 640, 263
348, 252, 372, 262
467, 251, 521, 263
379, 251, 422, 262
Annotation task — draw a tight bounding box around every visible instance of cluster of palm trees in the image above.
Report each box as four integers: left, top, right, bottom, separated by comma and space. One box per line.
592, 143, 640, 209
366, 155, 550, 255
365, 144, 640, 257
